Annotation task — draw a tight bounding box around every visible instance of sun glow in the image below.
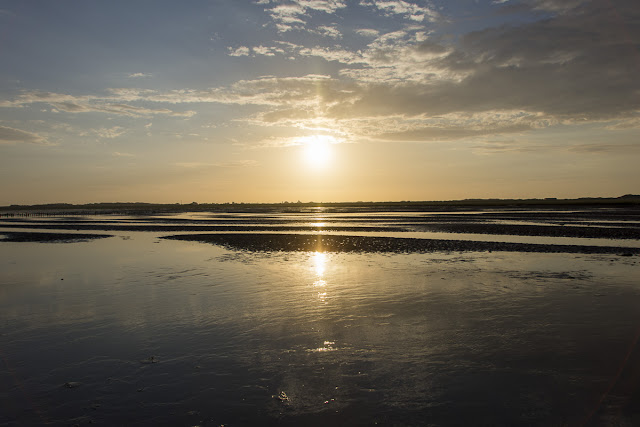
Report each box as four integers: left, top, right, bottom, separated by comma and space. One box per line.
302, 135, 336, 169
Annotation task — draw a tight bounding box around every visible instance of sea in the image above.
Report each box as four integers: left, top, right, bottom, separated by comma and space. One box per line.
1, 210, 639, 426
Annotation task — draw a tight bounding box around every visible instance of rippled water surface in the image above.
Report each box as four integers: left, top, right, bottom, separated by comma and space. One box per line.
1, 212, 640, 426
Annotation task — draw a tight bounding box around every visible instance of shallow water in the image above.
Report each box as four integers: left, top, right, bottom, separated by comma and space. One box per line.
1, 212, 640, 426
2, 208, 640, 249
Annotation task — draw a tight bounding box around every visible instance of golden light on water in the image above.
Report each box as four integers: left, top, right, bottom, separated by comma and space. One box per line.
310, 251, 334, 349
312, 251, 327, 277
311, 251, 329, 303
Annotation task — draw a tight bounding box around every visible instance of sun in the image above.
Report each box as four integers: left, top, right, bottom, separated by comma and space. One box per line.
302, 135, 335, 169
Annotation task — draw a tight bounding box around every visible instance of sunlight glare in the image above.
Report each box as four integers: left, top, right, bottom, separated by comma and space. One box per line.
302, 135, 335, 168
312, 251, 327, 277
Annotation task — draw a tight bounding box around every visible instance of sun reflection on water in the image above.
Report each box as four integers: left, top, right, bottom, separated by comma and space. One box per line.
309, 341, 337, 352
311, 251, 329, 304
312, 251, 327, 277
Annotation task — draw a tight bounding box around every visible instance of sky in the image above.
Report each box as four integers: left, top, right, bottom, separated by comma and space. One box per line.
0, 0, 638, 204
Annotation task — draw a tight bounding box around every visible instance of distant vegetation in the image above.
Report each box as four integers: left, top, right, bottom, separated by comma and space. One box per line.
1, 195, 639, 215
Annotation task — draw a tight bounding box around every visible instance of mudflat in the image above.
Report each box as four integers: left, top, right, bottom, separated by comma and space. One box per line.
1, 205, 639, 426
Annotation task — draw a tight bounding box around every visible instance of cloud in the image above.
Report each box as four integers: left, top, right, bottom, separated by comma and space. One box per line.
176, 162, 212, 168
323, 0, 640, 123
568, 143, 640, 153
376, 122, 534, 142
93, 126, 125, 139
0, 126, 48, 144
296, 0, 347, 13
242, 0, 637, 131
312, 25, 342, 38
228, 46, 251, 56
262, 0, 347, 32
605, 118, 640, 130
252, 109, 549, 144
355, 28, 379, 37
176, 160, 258, 168
359, 0, 441, 22
471, 140, 543, 155
214, 160, 259, 167
255, 134, 345, 148
127, 74, 343, 108
252, 45, 286, 56
4, 0, 638, 147
298, 46, 364, 63
1, 91, 197, 117
528, 0, 588, 13
267, 3, 307, 31
112, 151, 135, 157
128, 72, 152, 78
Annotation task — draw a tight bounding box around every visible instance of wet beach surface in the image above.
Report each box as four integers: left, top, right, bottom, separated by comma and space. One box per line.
2, 207, 640, 240
1, 207, 639, 426
0, 232, 113, 243
162, 233, 640, 255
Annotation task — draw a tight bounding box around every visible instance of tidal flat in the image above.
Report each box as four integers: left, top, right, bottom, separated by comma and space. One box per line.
1, 206, 639, 426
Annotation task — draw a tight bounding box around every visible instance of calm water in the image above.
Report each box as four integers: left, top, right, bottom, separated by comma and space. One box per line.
1, 214, 640, 426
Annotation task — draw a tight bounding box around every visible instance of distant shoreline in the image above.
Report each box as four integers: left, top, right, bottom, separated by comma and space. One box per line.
1, 195, 639, 215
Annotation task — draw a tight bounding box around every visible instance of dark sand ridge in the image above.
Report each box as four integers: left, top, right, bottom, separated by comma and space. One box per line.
0, 232, 113, 243
409, 223, 640, 239
0, 223, 406, 233
2, 229, 637, 254
2, 221, 640, 239
161, 233, 640, 255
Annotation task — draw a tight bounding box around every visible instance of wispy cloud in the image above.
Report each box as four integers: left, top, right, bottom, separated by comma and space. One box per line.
261, 0, 347, 32
215, 160, 259, 167
252, 45, 287, 56
93, 126, 125, 139
605, 118, 640, 130
568, 143, 640, 154
355, 28, 380, 37
1, 91, 197, 117
359, 0, 441, 22
311, 25, 342, 38
128, 72, 152, 78
112, 151, 135, 157
176, 160, 258, 168
0, 126, 48, 145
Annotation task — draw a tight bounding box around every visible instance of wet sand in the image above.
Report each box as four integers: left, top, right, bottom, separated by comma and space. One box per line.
0, 223, 406, 233
0, 232, 113, 243
1, 221, 639, 240
1, 205, 639, 253
162, 232, 640, 255
1, 206, 639, 242
1, 208, 640, 426
411, 222, 640, 239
